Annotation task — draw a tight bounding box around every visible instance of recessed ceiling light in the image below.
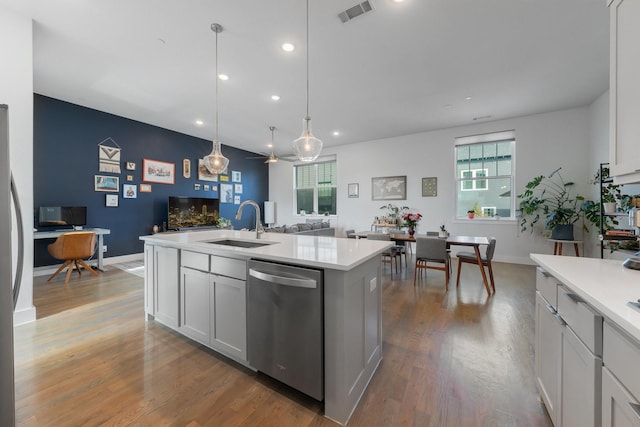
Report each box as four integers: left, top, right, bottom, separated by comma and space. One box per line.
218, 74, 229, 81
281, 42, 295, 52
391, 0, 405, 3
195, 120, 204, 126
465, 96, 472, 101
332, 131, 340, 136
271, 95, 280, 101
267, 143, 273, 148
443, 104, 453, 109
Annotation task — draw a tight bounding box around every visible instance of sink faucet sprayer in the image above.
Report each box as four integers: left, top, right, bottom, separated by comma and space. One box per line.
235, 200, 264, 239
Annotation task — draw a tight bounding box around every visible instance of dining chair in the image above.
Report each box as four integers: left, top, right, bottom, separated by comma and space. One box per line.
414, 236, 450, 289
368, 233, 400, 275
455, 237, 497, 293
47, 231, 99, 284
345, 229, 356, 238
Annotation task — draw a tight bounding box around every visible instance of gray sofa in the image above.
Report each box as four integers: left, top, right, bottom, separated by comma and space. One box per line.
265, 220, 335, 237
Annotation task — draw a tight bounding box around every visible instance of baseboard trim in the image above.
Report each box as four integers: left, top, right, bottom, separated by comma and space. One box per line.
34, 252, 144, 277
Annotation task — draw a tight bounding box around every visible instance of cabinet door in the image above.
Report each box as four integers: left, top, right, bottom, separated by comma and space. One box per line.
154, 246, 179, 329
562, 325, 602, 427
211, 275, 246, 361
144, 244, 154, 317
535, 291, 562, 427
180, 267, 211, 344
609, 0, 640, 181
603, 367, 640, 427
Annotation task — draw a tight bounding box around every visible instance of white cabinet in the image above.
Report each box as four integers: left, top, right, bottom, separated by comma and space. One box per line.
602, 367, 640, 427
144, 244, 154, 318
535, 291, 562, 426
609, 0, 640, 184
210, 274, 246, 360
180, 267, 210, 344
153, 245, 179, 329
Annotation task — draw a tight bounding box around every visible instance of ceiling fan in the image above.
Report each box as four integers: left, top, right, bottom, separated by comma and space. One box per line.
246, 126, 295, 163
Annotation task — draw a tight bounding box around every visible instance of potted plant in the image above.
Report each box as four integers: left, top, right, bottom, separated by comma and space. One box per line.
402, 211, 422, 236
379, 203, 409, 225
467, 209, 475, 219
439, 223, 449, 238
593, 166, 621, 213
517, 167, 587, 240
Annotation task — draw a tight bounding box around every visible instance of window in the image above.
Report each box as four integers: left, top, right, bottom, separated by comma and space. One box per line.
295, 159, 337, 215
455, 130, 515, 219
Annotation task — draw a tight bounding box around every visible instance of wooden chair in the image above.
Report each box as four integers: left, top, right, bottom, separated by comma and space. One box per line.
368, 233, 400, 275
455, 237, 497, 293
414, 236, 450, 288
47, 232, 99, 284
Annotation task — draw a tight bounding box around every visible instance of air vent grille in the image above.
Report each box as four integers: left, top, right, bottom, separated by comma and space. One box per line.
338, 1, 374, 23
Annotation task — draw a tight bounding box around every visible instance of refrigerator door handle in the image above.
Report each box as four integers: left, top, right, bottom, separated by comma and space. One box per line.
11, 172, 23, 310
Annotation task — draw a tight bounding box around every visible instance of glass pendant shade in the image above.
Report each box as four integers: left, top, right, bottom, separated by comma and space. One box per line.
292, 117, 323, 162
203, 139, 229, 174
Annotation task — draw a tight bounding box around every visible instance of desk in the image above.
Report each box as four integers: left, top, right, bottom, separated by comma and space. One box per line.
549, 239, 582, 257
34, 228, 111, 271
356, 232, 493, 295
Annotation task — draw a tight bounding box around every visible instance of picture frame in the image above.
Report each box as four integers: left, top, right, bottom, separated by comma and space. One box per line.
234, 183, 243, 194
220, 183, 233, 203
348, 183, 359, 198
194, 183, 201, 190
94, 175, 119, 192
123, 184, 137, 199
139, 183, 152, 193
371, 176, 407, 200
183, 159, 191, 179
105, 194, 119, 207
197, 158, 219, 182
422, 177, 438, 197
126, 162, 136, 171
143, 159, 175, 184
232, 171, 241, 182
203, 184, 210, 191
126, 175, 134, 182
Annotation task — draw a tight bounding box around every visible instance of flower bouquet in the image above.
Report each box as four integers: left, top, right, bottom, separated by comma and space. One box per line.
402, 212, 422, 236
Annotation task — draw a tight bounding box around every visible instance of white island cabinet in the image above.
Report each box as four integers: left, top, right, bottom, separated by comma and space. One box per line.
609, 0, 640, 184
140, 229, 391, 425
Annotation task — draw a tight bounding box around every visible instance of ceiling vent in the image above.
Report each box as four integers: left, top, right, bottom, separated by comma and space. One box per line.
338, 1, 374, 23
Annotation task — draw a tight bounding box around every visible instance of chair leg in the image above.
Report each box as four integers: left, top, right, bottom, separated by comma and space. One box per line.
74, 260, 82, 277
48, 260, 72, 282
413, 260, 418, 286
487, 261, 496, 293
456, 259, 463, 288
445, 259, 450, 291
64, 263, 74, 284
78, 260, 99, 276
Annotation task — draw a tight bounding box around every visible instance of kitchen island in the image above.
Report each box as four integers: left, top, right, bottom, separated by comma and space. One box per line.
140, 229, 392, 425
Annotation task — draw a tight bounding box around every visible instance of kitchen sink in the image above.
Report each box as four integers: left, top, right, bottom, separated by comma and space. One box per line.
205, 239, 277, 249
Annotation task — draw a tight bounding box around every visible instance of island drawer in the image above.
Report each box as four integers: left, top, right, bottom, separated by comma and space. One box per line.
603, 322, 640, 401
181, 250, 210, 272
557, 285, 603, 356
211, 255, 246, 280
536, 267, 559, 306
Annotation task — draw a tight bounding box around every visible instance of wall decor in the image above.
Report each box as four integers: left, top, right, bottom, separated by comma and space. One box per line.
371, 176, 407, 200
203, 184, 210, 191
98, 137, 122, 174
197, 158, 219, 182
232, 171, 241, 182
183, 159, 191, 178
234, 183, 243, 194
139, 183, 152, 193
234, 195, 241, 204
194, 183, 201, 190
220, 175, 229, 182
126, 175, 133, 182
220, 183, 233, 203
105, 194, 119, 207
211, 185, 218, 192
348, 183, 359, 198
123, 184, 137, 199
125, 162, 136, 171
422, 177, 438, 197
94, 175, 119, 192
143, 159, 175, 184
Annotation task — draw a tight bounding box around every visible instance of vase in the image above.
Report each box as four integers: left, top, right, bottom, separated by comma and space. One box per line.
551, 224, 574, 241
408, 227, 415, 237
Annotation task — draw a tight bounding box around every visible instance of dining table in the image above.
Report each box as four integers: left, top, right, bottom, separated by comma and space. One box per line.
354, 232, 493, 295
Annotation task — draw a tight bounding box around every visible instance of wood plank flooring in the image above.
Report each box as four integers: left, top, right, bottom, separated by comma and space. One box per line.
15, 259, 552, 426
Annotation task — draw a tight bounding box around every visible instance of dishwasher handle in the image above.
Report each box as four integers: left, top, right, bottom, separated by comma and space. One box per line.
249, 268, 317, 289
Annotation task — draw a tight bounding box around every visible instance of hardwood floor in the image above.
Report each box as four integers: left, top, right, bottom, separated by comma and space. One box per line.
15, 260, 552, 426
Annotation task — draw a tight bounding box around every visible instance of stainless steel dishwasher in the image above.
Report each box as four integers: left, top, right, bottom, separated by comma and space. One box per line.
247, 259, 324, 401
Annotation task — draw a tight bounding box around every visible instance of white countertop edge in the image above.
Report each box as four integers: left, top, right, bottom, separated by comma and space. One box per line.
140, 229, 393, 271
531, 253, 640, 343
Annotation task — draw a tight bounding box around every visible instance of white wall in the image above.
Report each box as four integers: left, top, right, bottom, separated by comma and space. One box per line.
0, 6, 35, 325
270, 107, 595, 265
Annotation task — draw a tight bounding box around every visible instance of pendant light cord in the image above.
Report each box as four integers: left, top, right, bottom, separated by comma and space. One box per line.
305, 0, 310, 123
215, 27, 219, 143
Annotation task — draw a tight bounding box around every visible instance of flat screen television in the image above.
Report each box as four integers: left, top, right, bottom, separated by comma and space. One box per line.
168, 196, 220, 230
38, 206, 87, 228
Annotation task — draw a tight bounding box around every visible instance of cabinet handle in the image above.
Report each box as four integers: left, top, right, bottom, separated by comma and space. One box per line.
555, 313, 566, 326
546, 304, 557, 315
628, 402, 640, 420
563, 292, 581, 304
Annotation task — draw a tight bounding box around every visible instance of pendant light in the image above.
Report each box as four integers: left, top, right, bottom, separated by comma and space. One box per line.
292, 0, 323, 162
266, 126, 279, 163
203, 23, 229, 175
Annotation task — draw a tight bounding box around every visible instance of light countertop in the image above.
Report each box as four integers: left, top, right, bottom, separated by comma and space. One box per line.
531, 254, 640, 342
140, 229, 392, 271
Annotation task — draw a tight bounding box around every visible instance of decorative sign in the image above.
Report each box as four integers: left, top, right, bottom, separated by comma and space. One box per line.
98, 137, 122, 174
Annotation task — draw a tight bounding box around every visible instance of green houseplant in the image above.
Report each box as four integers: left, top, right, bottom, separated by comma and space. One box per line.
517, 167, 587, 240
379, 203, 409, 225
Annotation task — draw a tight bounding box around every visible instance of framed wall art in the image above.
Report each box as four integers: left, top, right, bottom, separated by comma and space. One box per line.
220, 183, 233, 203
422, 177, 437, 197
234, 183, 243, 194
139, 183, 152, 193
143, 159, 175, 184
126, 162, 136, 171
105, 194, 119, 207
348, 183, 359, 198
198, 158, 219, 182
371, 176, 406, 200
123, 184, 137, 199
183, 159, 191, 178
94, 175, 119, 192
232, 171, 241, 182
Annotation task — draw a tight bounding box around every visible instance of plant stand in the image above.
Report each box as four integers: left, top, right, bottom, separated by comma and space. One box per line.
549, 239, 582, 257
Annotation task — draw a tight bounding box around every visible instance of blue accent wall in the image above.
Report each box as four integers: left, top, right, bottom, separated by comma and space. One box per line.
34, 94, 269, 267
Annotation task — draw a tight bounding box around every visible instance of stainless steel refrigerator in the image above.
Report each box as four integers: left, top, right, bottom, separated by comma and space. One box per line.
1, 104, 21, 425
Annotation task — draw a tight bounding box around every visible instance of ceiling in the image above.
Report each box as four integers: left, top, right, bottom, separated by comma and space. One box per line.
0, 0, 609, 157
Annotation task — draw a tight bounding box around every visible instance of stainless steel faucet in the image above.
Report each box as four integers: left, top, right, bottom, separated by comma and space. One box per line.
235, 200, 264, 239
